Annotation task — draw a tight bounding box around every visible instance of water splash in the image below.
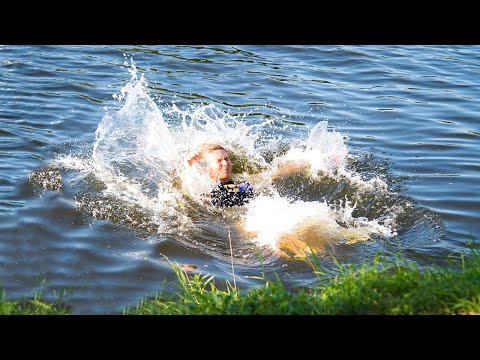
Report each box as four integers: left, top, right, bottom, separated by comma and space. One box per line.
238, 119, 400, 256
51, 59, 409, 259
164, 103, 271, 202
93, 65, 177, 189
278, 121, 349, 174
242, 194, 396, 257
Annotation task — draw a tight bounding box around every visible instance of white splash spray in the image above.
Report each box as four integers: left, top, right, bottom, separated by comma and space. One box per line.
277, 121, 349, 174
243, 195, 396, 256
241, 119, 397, 255
55, 58, 401, 256
93, 64, 177, 183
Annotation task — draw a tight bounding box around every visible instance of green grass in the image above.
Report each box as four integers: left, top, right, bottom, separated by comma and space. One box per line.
0, 287, 71, 315
123, 251, 480, 315
3, 249, 480, 315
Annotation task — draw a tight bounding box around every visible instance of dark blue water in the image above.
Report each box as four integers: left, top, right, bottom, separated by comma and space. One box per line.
1, 45, 479, 314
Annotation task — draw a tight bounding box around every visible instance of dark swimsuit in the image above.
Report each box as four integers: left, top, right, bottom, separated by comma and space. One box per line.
210, 180, 254, 207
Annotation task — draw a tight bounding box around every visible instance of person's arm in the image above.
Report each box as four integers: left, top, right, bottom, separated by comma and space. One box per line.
271, 160, 310, 181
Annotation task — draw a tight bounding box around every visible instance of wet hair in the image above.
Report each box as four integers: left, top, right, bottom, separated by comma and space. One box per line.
187, 143, 230, 166
197, 143, 227, 156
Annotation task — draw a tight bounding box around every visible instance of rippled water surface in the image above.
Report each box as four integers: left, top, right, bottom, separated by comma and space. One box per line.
1, 45, 479, 314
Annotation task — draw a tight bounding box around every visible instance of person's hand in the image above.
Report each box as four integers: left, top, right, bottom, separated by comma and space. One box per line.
186, 153, 201, 167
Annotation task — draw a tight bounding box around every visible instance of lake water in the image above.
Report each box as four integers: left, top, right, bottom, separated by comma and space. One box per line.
1, 45, 479, 314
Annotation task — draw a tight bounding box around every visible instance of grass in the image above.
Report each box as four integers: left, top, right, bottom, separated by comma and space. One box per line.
2, 249, 480, 315
0, 287, 71, 315
122, 249, 480, 315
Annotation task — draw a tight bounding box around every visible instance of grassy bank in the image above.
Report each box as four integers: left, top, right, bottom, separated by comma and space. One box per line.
123, 251, 480, 315
2, 251, 480, 315
0, 288, 71, 315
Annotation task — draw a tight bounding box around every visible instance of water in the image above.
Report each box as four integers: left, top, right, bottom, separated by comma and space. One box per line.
1, 45, 479, 314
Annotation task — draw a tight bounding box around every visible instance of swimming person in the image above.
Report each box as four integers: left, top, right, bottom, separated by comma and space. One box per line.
184, 143, 330, 257
186, 143, 254, 207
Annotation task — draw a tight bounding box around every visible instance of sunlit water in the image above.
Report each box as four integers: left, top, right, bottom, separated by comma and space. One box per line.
1, 45, 479, 314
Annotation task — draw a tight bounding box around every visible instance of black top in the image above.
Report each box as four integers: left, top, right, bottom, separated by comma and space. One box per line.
210, 180, 254, 207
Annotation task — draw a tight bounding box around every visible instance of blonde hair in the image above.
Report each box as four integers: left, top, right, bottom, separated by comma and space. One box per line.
187, 143, 229, 166
197, 143, 227, 156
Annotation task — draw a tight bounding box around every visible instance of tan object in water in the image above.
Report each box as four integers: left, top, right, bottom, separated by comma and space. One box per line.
276, 221, 370, 258
271, 160, 311, 182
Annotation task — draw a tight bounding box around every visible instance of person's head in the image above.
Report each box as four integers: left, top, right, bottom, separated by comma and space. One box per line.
187, 143, 232, 182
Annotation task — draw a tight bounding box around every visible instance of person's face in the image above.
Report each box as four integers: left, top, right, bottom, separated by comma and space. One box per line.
203, 149, 232, 182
